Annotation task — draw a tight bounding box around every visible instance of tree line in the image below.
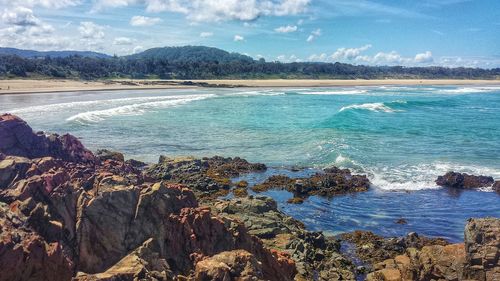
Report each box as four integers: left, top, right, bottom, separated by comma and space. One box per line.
1, 54, 499, 80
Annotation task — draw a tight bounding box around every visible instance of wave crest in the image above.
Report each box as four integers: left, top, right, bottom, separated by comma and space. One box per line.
339, 102, 404, 113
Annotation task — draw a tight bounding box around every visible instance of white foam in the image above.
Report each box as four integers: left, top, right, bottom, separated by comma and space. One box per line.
366, 162, 500, 191
66, 94, 215, 123
9, 95, 212, 114
339, 102, 400, 113
438, 87, 500, 94
298, 89, 369, 95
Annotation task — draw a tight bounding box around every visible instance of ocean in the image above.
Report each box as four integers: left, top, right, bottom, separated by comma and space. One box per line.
2, 85, 499, 241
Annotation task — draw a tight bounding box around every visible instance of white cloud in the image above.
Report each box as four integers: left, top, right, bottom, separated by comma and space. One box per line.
311, 28, 321, 36
2, 7, 40, 26
93, 0, 311, 22
274, 25, 297, 33
331, 44, 372, 60
200, 32, 213, 38
79, 21, 105, 39
234, 34, 244, 41
0, 0, 80, 9
133, 45, 144, 54
277, 54, 302, 62
308, 53, 327, 61
414, 51, 433, 63
306, 28, 321, 42
309, 45, 438, 66
130, 15, 161, 26
113, 37, 133, 45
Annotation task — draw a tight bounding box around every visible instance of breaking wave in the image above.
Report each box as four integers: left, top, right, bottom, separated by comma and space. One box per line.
66, 94, 215, 124
339, 101, 405, 113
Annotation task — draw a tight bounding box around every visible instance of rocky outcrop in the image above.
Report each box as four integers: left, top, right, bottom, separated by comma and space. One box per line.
0, 114, 95, 164
212, 196, 356, 280
436, 172, 494, 189
252, 167, 370, 199
0, 115, 297, 281
365, 218, 500, 281
194, 250, 265, 280
341, 231, 449, 267
0, 202, 74, 281
463, 218, 500, 281
493, 181, 500, 193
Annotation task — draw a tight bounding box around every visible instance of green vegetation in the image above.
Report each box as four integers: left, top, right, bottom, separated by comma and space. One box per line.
1, 46, 499, 80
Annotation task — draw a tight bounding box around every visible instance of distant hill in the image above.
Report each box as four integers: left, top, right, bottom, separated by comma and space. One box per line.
128, 46, 254, 63
0, 47, 111, 59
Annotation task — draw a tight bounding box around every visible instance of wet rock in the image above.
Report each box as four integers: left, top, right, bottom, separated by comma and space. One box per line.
436, 171, 494, 189
0, 114, 95, 164
493, 181, 500, 193
287, 197, 304, 204
212, 196, 356, 280
463, 218, 500, 281
95, 149, 124, 162
341, 231, 449, 266
252, 167, 370, 198
395, 218, 408, 225
144, 156, 266, 196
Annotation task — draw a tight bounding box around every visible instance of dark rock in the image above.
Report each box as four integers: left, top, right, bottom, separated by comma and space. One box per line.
436, 171, 494, 189
95, 149, 124, 162
493, 181, 500, 193
252, 167, 370, 198
395, 218, 408, 225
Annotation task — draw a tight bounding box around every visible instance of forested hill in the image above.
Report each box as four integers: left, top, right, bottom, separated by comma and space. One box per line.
0, 47, 110, 59
0, 46, 499, 80
126, 46, 254, 63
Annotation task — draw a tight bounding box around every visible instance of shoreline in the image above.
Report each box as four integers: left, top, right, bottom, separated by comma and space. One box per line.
1, 78, 499, 95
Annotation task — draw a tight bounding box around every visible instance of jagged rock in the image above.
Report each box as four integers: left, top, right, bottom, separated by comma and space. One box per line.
463, 218, 500, 281
144, 156, 266, 197
252, 167, 370, 198
213, 196, 304, 239
76, 182, 197, 273
0, 114, 95, 164
341, 231, 449, 266
95, 149, 124, 162
366, 218, 500, 281
194, 250, 265, 281
493, 181, 500, 193
212, 196, 355, 280
436, 172, 494, 189
74, 238, 172, 281
0, 202, 74, 281
165, 206, 297, 280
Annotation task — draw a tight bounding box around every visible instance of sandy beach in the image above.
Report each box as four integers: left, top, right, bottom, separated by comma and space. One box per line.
1, 79, 499, 95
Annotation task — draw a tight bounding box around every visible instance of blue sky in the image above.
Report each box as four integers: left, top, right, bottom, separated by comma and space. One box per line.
1, 0, 499, 67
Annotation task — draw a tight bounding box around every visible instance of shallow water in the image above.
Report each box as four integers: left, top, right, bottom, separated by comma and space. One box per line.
1, 85, 499, 240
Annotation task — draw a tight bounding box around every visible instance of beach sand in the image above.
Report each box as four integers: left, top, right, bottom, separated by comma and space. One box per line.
1, 79, 499, 95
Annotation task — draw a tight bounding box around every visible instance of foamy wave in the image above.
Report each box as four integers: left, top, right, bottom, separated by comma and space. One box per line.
226, 90, 285, 97
339, 102, 402, 113
368, 162, 500, 191
66, 94, 215, 124
438, 87, 500, 94
10, 95, 209, 114
298, 89, 369, 95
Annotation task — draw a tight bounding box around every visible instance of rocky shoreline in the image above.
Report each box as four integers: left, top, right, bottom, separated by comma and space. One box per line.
0, 113, 499, 281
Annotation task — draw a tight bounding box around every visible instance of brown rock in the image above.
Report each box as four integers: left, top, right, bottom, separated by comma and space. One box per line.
194, 250, 264, 281
463, 218, 500, 281
436, 172, 494, 189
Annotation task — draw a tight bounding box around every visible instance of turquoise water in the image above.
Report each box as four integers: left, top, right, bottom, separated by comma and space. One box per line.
1, 85, 499, 241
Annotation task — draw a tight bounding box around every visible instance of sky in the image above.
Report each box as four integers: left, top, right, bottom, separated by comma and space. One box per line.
0, 0, 499, 68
